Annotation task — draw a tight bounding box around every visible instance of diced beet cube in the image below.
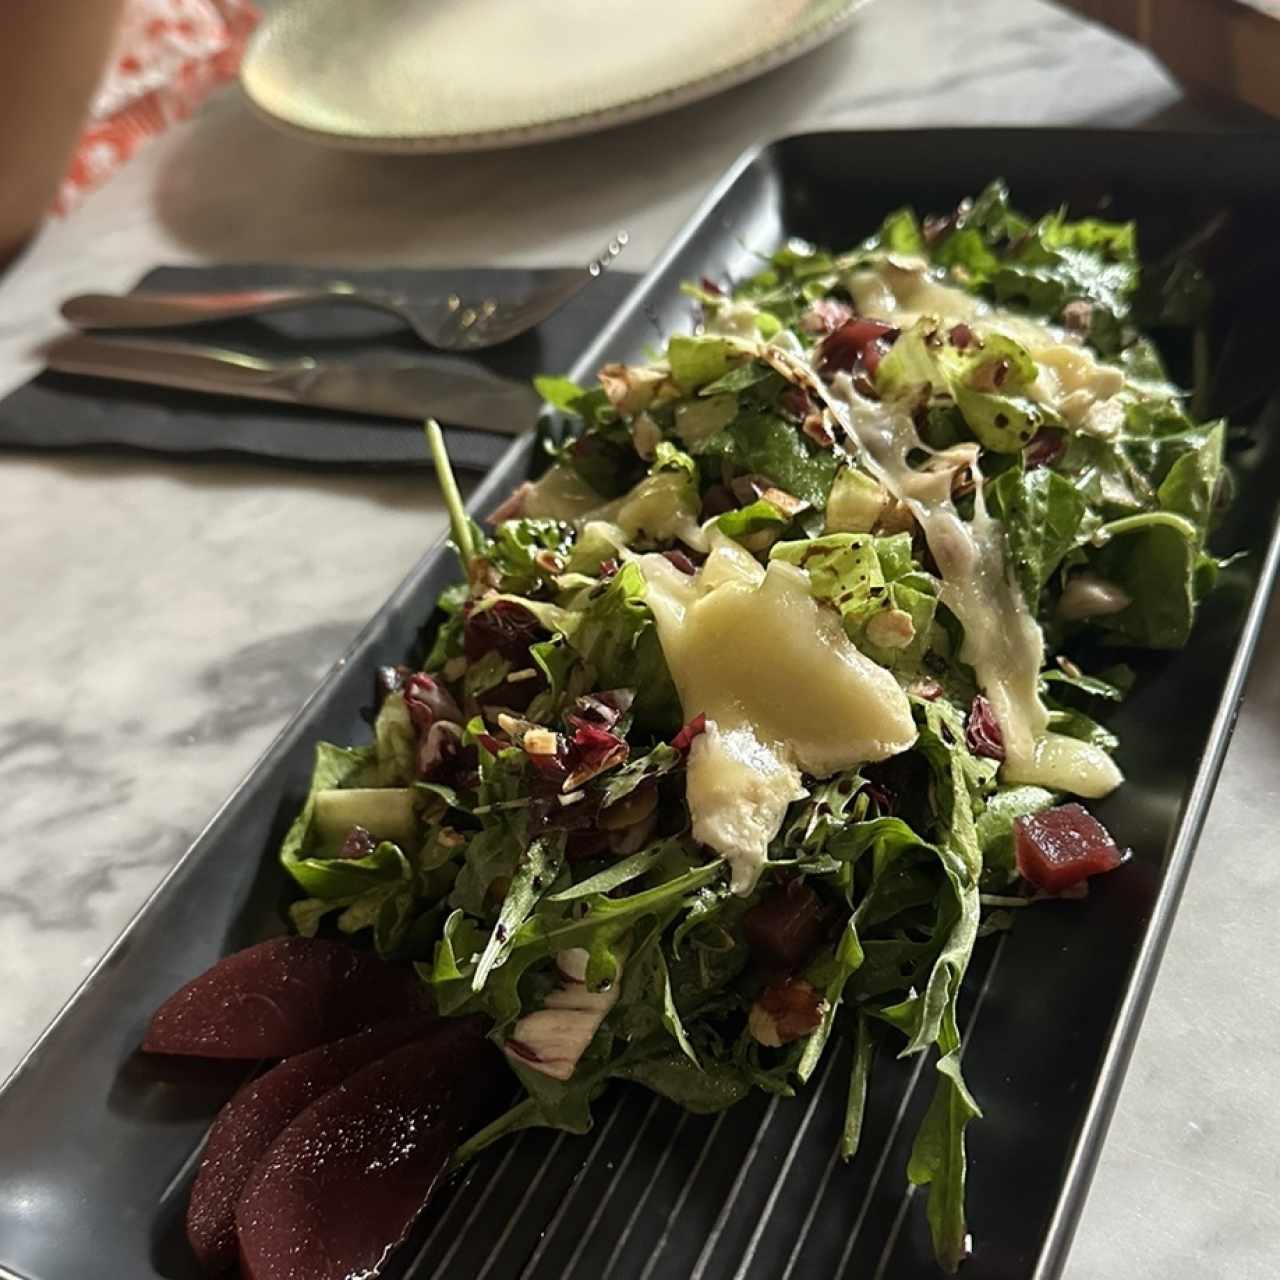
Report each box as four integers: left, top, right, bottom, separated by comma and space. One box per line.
742, 880, 829, 975
1013, 803, 1127, 893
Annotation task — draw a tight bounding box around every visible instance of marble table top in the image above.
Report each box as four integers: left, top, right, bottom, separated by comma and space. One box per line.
1, 1, 1277, 1275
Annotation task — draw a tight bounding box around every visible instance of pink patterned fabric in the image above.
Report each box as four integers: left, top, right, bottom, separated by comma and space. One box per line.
54, 0, 259, 214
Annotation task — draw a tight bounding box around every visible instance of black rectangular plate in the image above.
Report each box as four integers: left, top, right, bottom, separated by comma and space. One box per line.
3, 129, 1280, 1280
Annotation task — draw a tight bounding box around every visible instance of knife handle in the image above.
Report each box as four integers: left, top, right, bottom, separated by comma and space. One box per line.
60, 283, 381, 331
44, 333, 310, 400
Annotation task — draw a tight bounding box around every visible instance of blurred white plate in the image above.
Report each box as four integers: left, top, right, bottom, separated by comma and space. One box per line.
241, 0, 867, 153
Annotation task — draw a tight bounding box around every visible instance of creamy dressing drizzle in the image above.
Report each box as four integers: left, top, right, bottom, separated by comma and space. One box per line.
764, 345, 1122, 800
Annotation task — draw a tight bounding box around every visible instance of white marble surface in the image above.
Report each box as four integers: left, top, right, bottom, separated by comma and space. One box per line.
1, 1, 1277, 1275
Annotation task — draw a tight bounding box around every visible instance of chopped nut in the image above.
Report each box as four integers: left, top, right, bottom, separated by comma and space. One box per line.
865, 608, 916, 650
1061, 299, 1094, 333
506, 667, 539, 684
748, 978, 826, 1047
876, 498, 916, 535
801, 408, 835, 448
760, 487, 810, 518
599, 363, 665, 413
523, 727, 561, 758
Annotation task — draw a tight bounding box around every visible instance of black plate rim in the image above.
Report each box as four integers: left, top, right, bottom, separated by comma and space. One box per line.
4, 128, 1279, 1280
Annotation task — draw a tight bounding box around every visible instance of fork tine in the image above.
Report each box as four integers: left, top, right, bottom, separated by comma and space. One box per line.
426, 230, 629, 349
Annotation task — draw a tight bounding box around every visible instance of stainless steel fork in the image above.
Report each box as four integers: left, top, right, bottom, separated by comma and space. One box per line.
59, 232, 629, 353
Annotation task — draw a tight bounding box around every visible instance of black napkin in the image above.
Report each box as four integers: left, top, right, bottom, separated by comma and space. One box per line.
0, 263, 639, 471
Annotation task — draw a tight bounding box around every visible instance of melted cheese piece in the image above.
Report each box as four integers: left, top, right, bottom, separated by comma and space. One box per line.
820, 374, 1122, 799
846, 257, 1128, 438
504, 948, 620, 1081
847, 255, 983, 328
637, 538, 917, 893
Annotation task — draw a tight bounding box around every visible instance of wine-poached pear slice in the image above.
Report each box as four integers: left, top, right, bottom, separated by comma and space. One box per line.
187, 1014, 437, 1274
236, 1017, 502, 1280
143, 936, 428, 1059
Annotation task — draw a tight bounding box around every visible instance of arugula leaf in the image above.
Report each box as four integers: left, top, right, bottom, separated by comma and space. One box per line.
1090, 511, 1203, 649
614, 1051, 751, 1112
548, 844, 666, 901
796, 919, 864, 1082
843, 1012, 876, 1160
695, 407, 840, 506
929, 180, 1137, 352
907, 996, 982, 1274
987, 465, 1088, 603
473, 831, 567, 990
863, 207, 927, 256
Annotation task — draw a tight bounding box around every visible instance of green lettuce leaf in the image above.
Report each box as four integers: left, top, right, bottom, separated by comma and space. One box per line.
987, 465, 1088, 604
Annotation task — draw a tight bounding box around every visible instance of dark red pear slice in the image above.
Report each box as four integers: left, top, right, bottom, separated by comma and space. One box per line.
187, 1014, 437, 1274
143, 937, 428, 1059
236, 1016, 502, 1280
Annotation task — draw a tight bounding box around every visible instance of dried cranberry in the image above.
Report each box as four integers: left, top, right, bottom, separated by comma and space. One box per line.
662, 549, 698, 575
671, 713, 707, 754
464, 599, 543, 663
948, 323, 974, 350
597, 557, 620, 579
966, 695, 1005, 761
1014, 803, 1127, 893
700, 276, 725, 297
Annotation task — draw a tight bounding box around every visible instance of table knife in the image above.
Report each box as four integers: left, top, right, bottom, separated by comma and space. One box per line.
43, 333, 542, 434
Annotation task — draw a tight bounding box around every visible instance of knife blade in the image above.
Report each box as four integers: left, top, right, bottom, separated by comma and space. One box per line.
43, 334, 542, 435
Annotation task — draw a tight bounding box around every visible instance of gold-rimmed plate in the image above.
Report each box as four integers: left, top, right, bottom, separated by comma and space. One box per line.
240, 0, 868, 153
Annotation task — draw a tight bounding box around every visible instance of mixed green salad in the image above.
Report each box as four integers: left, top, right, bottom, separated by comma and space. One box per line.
279, 183, 1226, 1271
